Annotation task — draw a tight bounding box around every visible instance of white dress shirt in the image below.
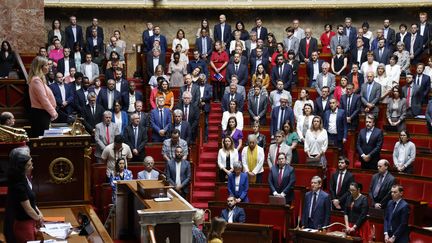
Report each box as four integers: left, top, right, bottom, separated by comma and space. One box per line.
328, 109, 338, 134
175, 161, 182, 186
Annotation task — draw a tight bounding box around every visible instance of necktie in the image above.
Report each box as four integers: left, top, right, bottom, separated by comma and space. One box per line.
311, 192, 317, 215
184, 105, 189, 121
373, 175, 384, 198
255, 96, 259, 115
91, 106, 95, 116
278, 168, 283, 186
338, 36, 341, 44
159, 109, 164, 127
417, 76, 421, 86
187, 86, 190, 92
106, 125, 110, 144
133, 127, 138, 148
306, 39, 310, 58
279, 108, 285, 130
347, 96, 351, 116
406, 86, 411, 107
336, 172, 343, 195
235, 64, 238, 72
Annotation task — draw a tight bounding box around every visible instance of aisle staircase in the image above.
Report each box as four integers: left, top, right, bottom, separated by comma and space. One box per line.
191, 103, 222, 209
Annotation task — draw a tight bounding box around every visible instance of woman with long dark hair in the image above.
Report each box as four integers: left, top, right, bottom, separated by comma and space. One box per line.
0, 41, 17, 78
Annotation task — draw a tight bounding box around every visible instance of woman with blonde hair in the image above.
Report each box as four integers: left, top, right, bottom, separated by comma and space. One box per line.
28, 56, 57, 137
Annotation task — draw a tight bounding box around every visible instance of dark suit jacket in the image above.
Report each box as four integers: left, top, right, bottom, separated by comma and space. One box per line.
226, 62, 248, 86
270, 106, 294, 136
396, 32, 411, 51
74, 87, 94, 115
221, 206, 246, 223
418, 22, 432, 47
347, 72, 364, 94
142, 29, 153, 51
150, 107, 172, 142
271, 63, 293, 91
175, 102, 200, 135
135, 111, 150, 129
198, 84, 213, 113
384, 199, 410, 242
350, 48, 368, 65
195, 37, 213, 56
356, 127, 384, 165
113, 78, 129, 94
65, 25, 84, 49
82, 103, 104, 134
329, 170, 354, 209
85, 26, 104, 40
306, 60, 324, 81
86, 37, 104, 53
146, 53, 166, 78
361, 81, 382, 114
406, 34, 424, 63
402, 83, 422, 116
97, 88, 121, 111
343, 26, 358, 50
49, 83, 74, 114
249, 56, 269, 75
249, 47, 270, 61
227, 172, 249, 202
247, 94, 268, 125
180, 84, 200, 108
301, 190, 331, 229
385, 27, 396, 48
323, 109, 348, 141
413, 74, 431, 104
165, 160, 191, 194
340, 94, 361, 128
169, 121, 192, 144
314, 97, 331, 118
221, 93, 244, 112
121, 91, 143, 112
268, 164, 296, 204
147, 34, 168, 53
373, 47, 392, 65
123, 124, 147, 161
214, 23, 232, 47
299, 37, 319, 61
368, 172, 395, 207
57, 58, 76, 76
251, 26, 268, 40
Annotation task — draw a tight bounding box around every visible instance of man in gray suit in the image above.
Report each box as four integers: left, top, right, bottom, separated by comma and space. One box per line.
283, 26, 299, 56
137, 156, 160, 180
361, 71, 382, 117
269, 80, 292, 108
80, 53, 99, 82
224, 75, 246, 100
165, 146, 191, 197
402, 73, 422, 117
330, 25, 350, 55
94, 111, 120, 161
248, 85, 268, 125
314, 62, 336, 96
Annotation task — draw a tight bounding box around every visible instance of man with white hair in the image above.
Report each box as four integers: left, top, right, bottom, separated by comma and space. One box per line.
137, 156, 159, 180
175, 91, 200, 142
0, 112, 15, 126
314, 62, 336, 96
270, 95, 294, 137
241, 134, 265, 183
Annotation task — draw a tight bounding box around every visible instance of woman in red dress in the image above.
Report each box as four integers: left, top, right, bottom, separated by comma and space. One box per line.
210, 41, 229, 101
270, 42, 288, 68
320, 24, 336, 54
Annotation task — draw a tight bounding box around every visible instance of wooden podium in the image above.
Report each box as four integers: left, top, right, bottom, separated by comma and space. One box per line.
115, 180, 196, 243
29, 134, 92, 205
289, 229, 363, 243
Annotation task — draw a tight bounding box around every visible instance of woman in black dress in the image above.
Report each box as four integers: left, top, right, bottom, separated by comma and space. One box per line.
0, 41, 16, 78
344, 182, 370, 242
331, 45, 348, 76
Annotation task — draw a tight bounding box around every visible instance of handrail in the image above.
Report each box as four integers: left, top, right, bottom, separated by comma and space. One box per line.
14, 52, 28, 81
147, 225, 156, 243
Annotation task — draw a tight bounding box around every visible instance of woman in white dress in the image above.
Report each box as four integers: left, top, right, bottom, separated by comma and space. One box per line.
304, 116, 328, 168
293, 88, 314, 121
221, 100, 244, 131
375, 63, 393, 104
296, 103, 314, 143
385, 55, 401, 86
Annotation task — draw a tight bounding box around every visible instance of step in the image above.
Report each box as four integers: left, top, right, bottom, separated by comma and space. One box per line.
202, 144, 219, 153
208, 126, 220, 132
199, 152, 218, 161
197, 163, 216, 169
209, 114, 222, 119
209, 120, 220, 125
193, 181, 216, 190
208, 133, 220, 139
191, 202, 208, 209
195, 171, 216, 180
192, 191, 215, 201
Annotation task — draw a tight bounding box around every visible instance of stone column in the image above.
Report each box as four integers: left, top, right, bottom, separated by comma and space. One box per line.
179, 221, 193, 243
0, 0, 45, 53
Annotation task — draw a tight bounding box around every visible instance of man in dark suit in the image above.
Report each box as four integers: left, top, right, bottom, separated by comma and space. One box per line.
188, 50, 209, 77
213, 14, 232, 49
371, 29, 390, 51
323, 98, 347, 151
82, 92, 104, 135
346, 63, 364, 94
369, 159, 395, 209
268, 152, 296, 205
361, 71, 382, 117
175, 90, 200, 142
249, 39, 270, 61
301, 176, 331, 229
121, 80, 143, 113
221, 83, 244, 112
384, 184, 410, 243
383, 19, 396, 50
180, 74, 200, 107
134, 100, 150, 129
85, 18, 104, 40
74, 76, 93, 115
413, 63, 431, 104
170, 109, 192, 145
165, 146, 191, 197
57, 48, 75, 76
249, 47, 269, 75
150, 96, 172, 142
64, 16, 84, 49
306, 51, 324, 86
113, 68, 129, 95
197, 74, 212, 142
395, 24, 411, 50
408, 24, 424, 65
350, 38, 368, 68
357, 114, 384, 170
50, 72, 74, 122
142, 22, 154, 52
248, 85, 268, 125
86, 28, 104, 54
195, 29, 213, 61
146, 47, 165, 78
343, 17, 357, 51
221, 195, 246, 223
356, 28, 371, 51
271, 54, 293, 91
373, 38, 392, 65
418, 12, 431, 51
402, 73, 422, 117
226, 53, 248, 86
123, 113, 147, 162
314, 86, 331, 118
329, 158, 355, 210
146, 26, 168, 54
340, 83, 361, 130
299, 28, 319, 63
97, 79, 121, 111
270, 95, 294, 137
251, 17, 268, 40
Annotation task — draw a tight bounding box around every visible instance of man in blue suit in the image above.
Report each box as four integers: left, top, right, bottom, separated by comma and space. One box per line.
226, 53, 248, 86
306, 51, 324, 86
188, 50, 209, 77
86, 28, 104, 54
270, 95, 294, 137
251, 17, 268, 41
121, 80, 143, 113
142, 22, 154, 52
356, 114, 384, 169
169, 109, 192, 145
384, 184, 410, 243
150, 96, 172, 142
195, 29, 213, 61
268, 152, 296, 205
373, 38, 392, 65
97, 79, 121, 111
220, 195, 246, 223
74, 76, 93, 115
146, 26, 168, 54
323, 98, 348, 151
64, 16, 83, 49
343, 17, 357, 51
165, 146, 191, 197
408, 24, 424, 65
271, 54, 293, 91
301, 176, 331, 229
413, 63, 431, 104
340, 83, 361, 131
227, 162, 249, 203
50, 72, 74, 122
221, 83, 244, 112
249, 47, 269, 75
214, 14, 232, 50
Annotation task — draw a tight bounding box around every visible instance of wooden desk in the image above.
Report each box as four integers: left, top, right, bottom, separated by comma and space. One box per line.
289, 229, 362, 243
40, 204, 113, 243
203, 222, 273, 243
